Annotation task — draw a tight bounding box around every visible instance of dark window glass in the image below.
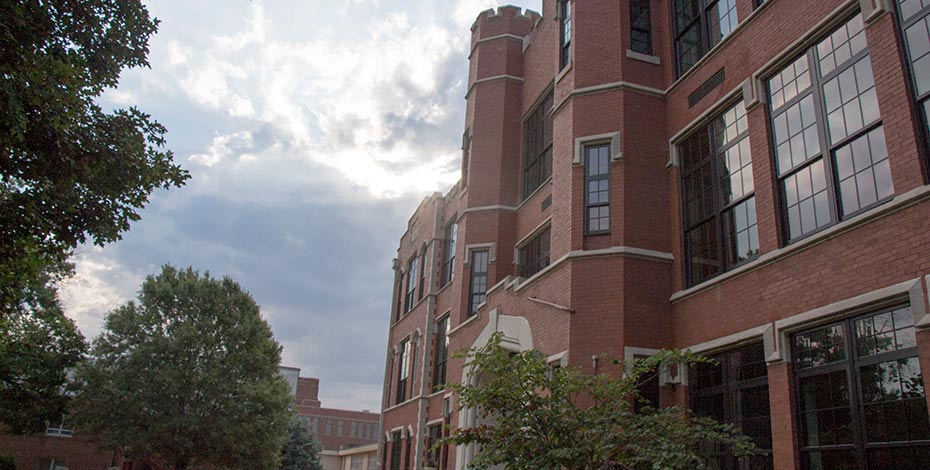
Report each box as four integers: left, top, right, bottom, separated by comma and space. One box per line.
426, 424, 443, 468
441, 222, 457, 287
404, 431, 411, 470
397, 339, 410, 404
896, 0, 930, 174
468, 250, 489, 315
418, 250, 427, 301
390, 432, 402, 470
585, 144, 611, 234
673, 0, 739, 77
524, 91, 554, 199
768, 15, 890, 243
633, 355, 660, 413
518, 227, 551, 278
689, 343, 773, 470
395, 276, 404, 322
405, 256, 418, 312
560, 0, 572, 69
462, 129, 471, 184
433, 316, 450, 390
793, 306, 930, 470
630, 0, 652, 55
680, 101, 758, 287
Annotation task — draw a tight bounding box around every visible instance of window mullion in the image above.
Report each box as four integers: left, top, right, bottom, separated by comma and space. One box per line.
809, 48, 841, 227
842, 318, 869, 470
710, 126, 727, 273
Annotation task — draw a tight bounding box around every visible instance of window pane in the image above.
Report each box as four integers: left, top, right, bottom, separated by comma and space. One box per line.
782, 160, 832, 240
772, 95, 820, 175
723, 197, 759, 265
834, 126, 891, 216
708, 0, 739, 47
817, 15, 865, 76
823, 57, 878, 144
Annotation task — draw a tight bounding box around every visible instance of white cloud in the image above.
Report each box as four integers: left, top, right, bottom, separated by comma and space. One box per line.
189, 131, 255, 167
59, 249, 144, 340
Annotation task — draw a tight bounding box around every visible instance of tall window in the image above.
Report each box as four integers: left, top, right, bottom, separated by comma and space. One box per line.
468, 250, 489, 315
396, 339, 410, 404
519, 227, 551, 278
433, 315, 450, 390
441, 222, 457, 287
897, 0, 930, 160
395, 276, 404, 322
767, 15, 890, 243
673, 0, 739, 76
793, 305, 930, 469
560, 0, 572, 69
45, 417, 73, 437
405, 256, 418, 312
462, 129, 471, 184
426, 424, 443, 469
630, 0, 652, 55
633, 356, 660, 413
585, 144, 611, 234
404, 433, 412, 470
390, 432, 402, 470
680, 101, 758, 287
524, 91, 554, 199
418, 250, 427, 301
690, 343, 773, 470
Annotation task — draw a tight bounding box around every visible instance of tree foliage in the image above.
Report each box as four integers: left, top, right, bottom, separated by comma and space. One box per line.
445, 334, 759, 470
280, 416, 324, 470
0, 264, 85, 435
70, 266, 292, 470
0, 0, 189, 310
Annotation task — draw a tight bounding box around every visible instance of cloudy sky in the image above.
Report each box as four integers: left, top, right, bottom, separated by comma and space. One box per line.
58, 0, 542, 411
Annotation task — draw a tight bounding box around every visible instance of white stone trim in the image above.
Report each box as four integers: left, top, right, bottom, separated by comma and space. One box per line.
547, 351, 569, 368
514, 245, 674, 292
626, 49, 661, 65
459, 205, 518, 219
860, 0, 892, 24
463, 242, 496, 264
515, 217, 552, 250
465, 74, 525, 99
574, 132, 621, 165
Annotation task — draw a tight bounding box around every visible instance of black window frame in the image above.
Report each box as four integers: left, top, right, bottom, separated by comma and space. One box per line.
418, 249, 427, 301
405, 255, 418, 313
559, 0, 572, 69
894, 0, 930, 181
689, 342, 773, 470
766, 14, 892, 246
792, 304, 930, 469
390, 432, 402, 470
584, 143, 611, 235
518, 226, 551, 278
523, 90, 554, 199
630, 0, 653, 55
672, 0, 740, 77
679, 100, 759, 288
441, 221, 457, 287
468, 249, 490, 316
433, 315, 450, 391
426, 423, 443, 469
396, 338, 410, 404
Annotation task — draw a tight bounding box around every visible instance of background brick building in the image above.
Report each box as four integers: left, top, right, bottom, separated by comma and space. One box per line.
378, 1, 930, 469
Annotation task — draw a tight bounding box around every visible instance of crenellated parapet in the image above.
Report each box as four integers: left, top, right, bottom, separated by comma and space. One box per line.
470, 5, 539, 46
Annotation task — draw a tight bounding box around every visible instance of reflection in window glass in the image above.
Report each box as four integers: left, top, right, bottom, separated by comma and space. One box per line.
680, 101, 757, 287
767, 15, 890, 243
585, 144, 611, 234
793, 306, 930, 469
897, 0, 930, 169
673, 0, 740, 76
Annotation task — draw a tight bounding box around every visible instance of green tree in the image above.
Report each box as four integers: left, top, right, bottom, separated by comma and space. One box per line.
281, 416, 324, 470
0, 0, 189, 311
0, 264, 86, 435
445, 334, 759, 470
70, 266, 292, 470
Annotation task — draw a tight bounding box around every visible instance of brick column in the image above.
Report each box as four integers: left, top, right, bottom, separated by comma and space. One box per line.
767, 361, 800, 470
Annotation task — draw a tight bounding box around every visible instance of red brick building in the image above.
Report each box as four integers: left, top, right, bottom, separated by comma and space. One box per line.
281, 368, 381, 453
378, 1, 930, 469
